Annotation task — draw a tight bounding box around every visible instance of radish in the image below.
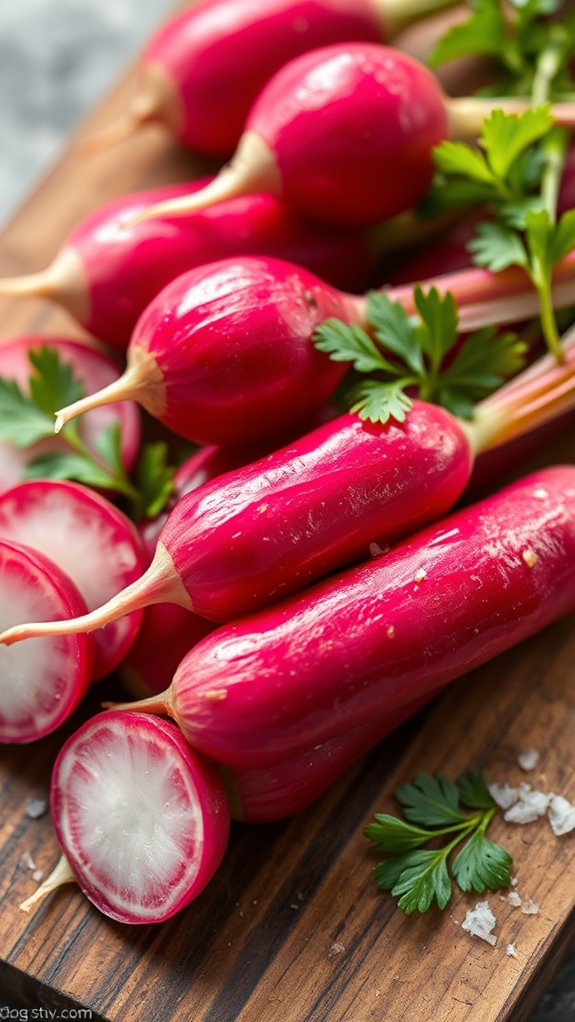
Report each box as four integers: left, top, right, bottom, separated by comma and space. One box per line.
0, 482, 147, 678
132, 43, 575, 229
107, 465, 575, 771
87, 0, 459, 158
0, 337, 140, 495
0, 187, 374, 347
120, 603, 215, 700
0, 541, 93, 744
20, 712, 230, 924
50, 252, 575, 447
5, 334, 575, 641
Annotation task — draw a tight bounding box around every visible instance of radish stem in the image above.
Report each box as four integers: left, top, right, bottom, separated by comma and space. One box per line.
20, 855, 76, 913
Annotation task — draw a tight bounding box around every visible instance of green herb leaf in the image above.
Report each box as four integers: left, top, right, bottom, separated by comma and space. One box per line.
413, 286, 459, 366
23, 451, 118, 490
28, 346, 84, 416
313, 319, 396, 374
457, 771, 497, 811
481, 106, 553, 180
395, 772, 464, 827
432, 142, 496, 186
438, 328, 527, 413
136, 442, 175, 520
550, 209, 575, 264
365, 292, 425, 376
467, 222, 528, 272
451, 831, 513, 893
391, 850, 453, 914
364, 815, 435, 854
429, 0, 507, 67
0, 379, 55, 448
347, 380, 413, 425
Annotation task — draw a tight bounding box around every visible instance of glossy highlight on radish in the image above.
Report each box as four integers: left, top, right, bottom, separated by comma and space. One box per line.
87, 0, 458, 157
0, 482, 147, 678
0, 187, 374, 346
0, 337, 140, 494
116, 466, 575, 771
134, 43, 575, 229
21, 712, 230, 924
0, 541, 93, 744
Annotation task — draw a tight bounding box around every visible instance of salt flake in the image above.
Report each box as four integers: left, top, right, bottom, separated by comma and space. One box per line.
506, 944, 518, 958
521, 897, 539, 915
25, 799, 47, 819
517, 748, 540, 772
504, 784, 550, 824
548, 794, 575, 836
489, 783, 519, 810
461, 900, 497, 947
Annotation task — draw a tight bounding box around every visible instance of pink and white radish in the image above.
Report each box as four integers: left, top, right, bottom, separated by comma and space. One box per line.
0, 337, 140, 494
21, 712, 230, 924
5, 335, 575, 641
50, 252, 575, 447
0, 187, 374, 347
110, 466, 575, 771
0, 541, 93, 743
87, 0, 459, 158
133, 44, 575, 229
0, 481, 146, 678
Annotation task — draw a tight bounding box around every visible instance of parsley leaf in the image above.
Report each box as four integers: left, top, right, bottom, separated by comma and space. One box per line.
0, 379, 56, 448
365, 770, 513, 914
135, 442, 176, 519
28, 346, 84, 415
347, 380, 413, 425
313, 319, 400, 375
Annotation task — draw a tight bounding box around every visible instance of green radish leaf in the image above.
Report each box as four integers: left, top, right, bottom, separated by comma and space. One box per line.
432, 142, 496, 186
481, 106, 553, 180
23, 452, 117, 490
0, 379, 55, 447
28, 346, 85, 416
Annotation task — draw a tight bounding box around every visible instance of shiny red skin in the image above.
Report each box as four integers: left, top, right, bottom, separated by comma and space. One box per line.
138, 256, 356, 445
0, 482, 147, 679
0, 541, 94, 743
147, 0, 383, 155
161, 404, 472, 622
50, 712, 230, 924
120, 603, 215, 699
248, 43, 449, 226
0, 337, 140, 493
169, 467, 575, 770
69, 184, 374, 346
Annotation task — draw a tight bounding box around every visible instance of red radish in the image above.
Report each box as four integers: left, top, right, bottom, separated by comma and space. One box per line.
21, 712, 230, 924
6, 335, 575, 642
0, 482, 146, 678
133, 43, 575, 229
0, 186, 374, 347
110, 466, 575, 770
120, 604, 215, 700
87, 0, 460, 158
50, 253, 575, 447
0, 541, 93, 744
0, 337, 140, 495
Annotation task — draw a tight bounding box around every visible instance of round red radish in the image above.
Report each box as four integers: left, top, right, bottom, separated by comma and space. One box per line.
0, 541, 93, 743
0, 186, 374, 346
0, 337, 140, 494
0, 482, 146, 678
48, 712, 230, 924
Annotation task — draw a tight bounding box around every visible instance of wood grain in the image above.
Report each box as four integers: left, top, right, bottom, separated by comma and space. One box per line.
1, 29, 575, 1022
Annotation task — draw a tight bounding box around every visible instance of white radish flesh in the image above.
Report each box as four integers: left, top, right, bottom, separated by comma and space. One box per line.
0, 482, 147, 678
0, 541, 93, 743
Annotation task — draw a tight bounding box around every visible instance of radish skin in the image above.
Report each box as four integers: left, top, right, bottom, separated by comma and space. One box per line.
0, 541, 93, 743
134, 43, 575, 229
0, 187, 374, 346
87, 0, 459, 158
29, 712, 230, 924
0, 482, 147, 678
115, 466, 575, 770
120, 603, 215, 700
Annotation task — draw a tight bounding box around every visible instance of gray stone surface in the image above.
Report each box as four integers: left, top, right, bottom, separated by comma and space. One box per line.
0, 1, 573, 1018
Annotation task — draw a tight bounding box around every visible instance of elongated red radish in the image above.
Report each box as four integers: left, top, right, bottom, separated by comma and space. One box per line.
0, 541, 93, 744
0, 337, 140, 495
87, 0, 460, 158
21, 712, 230, 924
7, 334, 575, 644
0, 482, 146, 678
133, 43, 575, 229
120, 604, 215, 700
109, 466, 575, 771
51, 252, 575, 447
0, 187, 374, 346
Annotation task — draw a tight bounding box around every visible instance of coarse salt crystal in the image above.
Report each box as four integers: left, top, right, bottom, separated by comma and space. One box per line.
328, 942, 346, 958
548, 794, 575, 836
489, 783, 519, 810
521, 897, 539, 915
461, 900, 497, 947
504, 784, 550, 824
506, 944, 518, 958
19, 851, 36, 871
25, 798, 47, 819
522, 549, 538, 568
533, 488, 548, 500
414, 568, 427, 583
506, 891, 522, 908
32, 869, 43, 882
517, 748, 540, 772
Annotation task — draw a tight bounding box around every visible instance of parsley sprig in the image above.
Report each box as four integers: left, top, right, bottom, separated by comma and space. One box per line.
313, 287, 525, 424
429, 107, 575, 361
0, 347, 175, 520
364, 771, 513, 914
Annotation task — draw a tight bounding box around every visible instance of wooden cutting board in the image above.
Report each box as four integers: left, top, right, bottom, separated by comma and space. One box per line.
1, 38, 575, 1022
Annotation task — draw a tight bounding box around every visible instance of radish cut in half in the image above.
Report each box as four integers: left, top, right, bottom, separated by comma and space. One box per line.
0, 541, 93, 743
28, 712, 230, 924
0, 482, 147, 678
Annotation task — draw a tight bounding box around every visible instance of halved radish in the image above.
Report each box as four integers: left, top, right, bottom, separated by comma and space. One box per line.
0, 541, 93, 743
0, 482, 146, 679
22, 712, 230, 924
0, 337, 140, 495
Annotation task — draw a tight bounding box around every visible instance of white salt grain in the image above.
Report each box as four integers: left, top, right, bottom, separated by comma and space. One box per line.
504, 784, 550, 824
461, 900, 497, 947
506, 891, 522, 908
32, 869, 43, 882
517, 748, 540, 772
521, 897, 539, 915
25, 798, 47, 819
489, 783, 519, 810
19, 851, 36, 871
328, 942, 346, 958
548, 794, 575, 836
506, 944, 518, 958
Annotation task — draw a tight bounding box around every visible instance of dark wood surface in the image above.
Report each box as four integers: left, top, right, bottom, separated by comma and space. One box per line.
1, 39, 575, 1022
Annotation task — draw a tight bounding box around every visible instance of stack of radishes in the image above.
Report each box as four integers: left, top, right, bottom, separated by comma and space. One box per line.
2, 0, 575, 926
